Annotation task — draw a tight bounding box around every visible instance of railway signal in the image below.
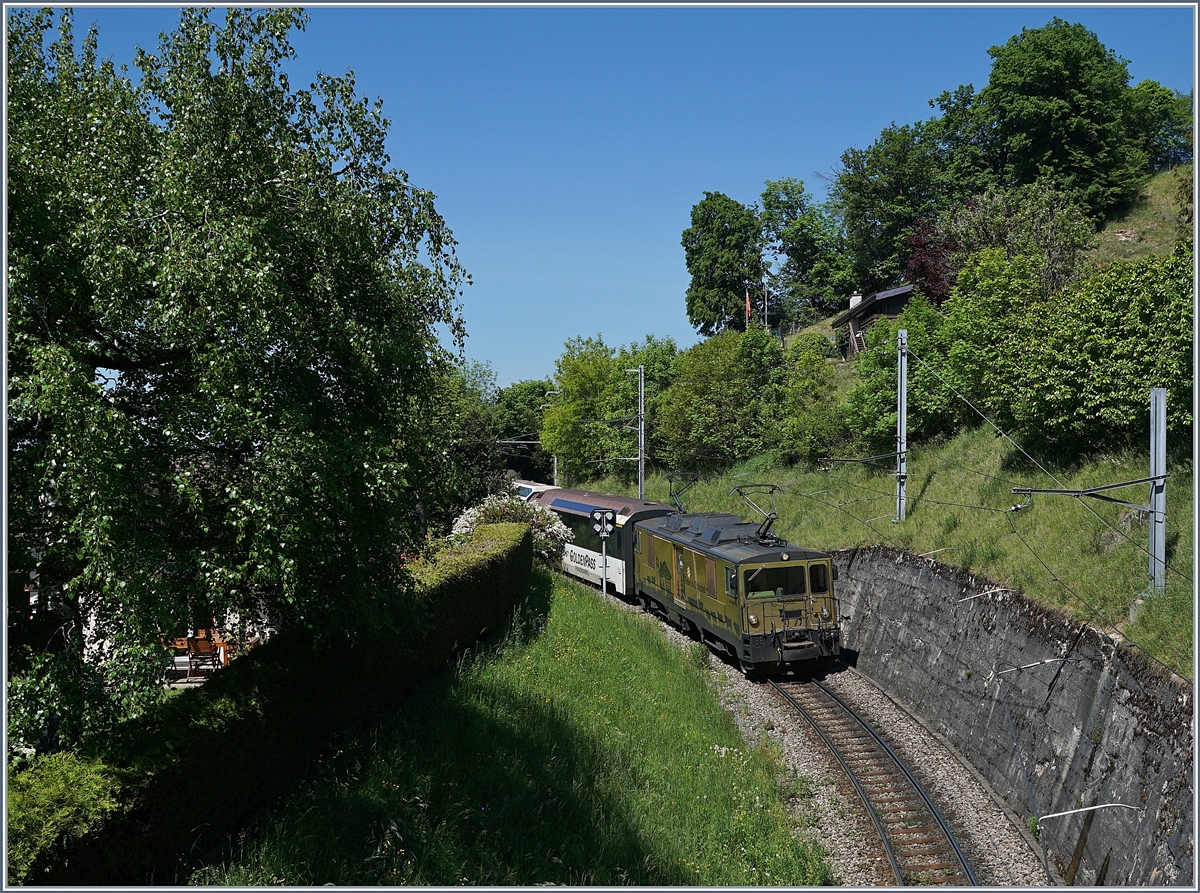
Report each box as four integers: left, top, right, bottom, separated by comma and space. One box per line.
590, 508, 615, 537
590, 508, 616, 594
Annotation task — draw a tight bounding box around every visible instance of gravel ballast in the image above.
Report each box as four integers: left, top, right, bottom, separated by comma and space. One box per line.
589, 578, 1051, 886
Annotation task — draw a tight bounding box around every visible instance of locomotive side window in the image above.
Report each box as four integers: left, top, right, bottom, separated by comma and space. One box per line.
726, 567, 738, 597
744, 564, 807, 599
634, 529, 642, 554
809, 563, 829, 594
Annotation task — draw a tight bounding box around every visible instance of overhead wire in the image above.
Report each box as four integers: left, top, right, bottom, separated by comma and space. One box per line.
1004, 512, 1187, 681
906, 345, 1192, 586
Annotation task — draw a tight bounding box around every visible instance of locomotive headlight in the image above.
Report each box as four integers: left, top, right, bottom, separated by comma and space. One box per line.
748, 614, 760, 628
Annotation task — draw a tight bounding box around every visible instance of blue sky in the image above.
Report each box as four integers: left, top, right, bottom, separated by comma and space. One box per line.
47, 4, 1196, 387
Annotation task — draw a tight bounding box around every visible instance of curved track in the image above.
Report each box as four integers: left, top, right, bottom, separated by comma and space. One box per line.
770, 679, 978, 887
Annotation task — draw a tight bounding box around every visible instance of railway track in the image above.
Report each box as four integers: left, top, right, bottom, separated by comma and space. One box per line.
769, 678, 978, 887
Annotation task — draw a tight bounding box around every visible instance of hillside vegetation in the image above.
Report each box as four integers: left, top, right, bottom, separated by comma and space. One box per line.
586, 425, 1193, 680
1090, 166, 1193, 266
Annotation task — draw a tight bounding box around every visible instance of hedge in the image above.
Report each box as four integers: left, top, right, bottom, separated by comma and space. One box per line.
9, 523, 532, 885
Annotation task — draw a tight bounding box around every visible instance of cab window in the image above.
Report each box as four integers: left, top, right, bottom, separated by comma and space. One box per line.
810, 563, 829, 594
743, 564, 807, 599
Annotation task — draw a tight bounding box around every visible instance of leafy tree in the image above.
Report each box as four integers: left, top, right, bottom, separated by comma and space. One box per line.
828, 122, 943, 295
926, 84, 1001, 202
7, 9, 469, 745
987, 242, 1194, 451
1129, 81, 1194, 171
421, 363, 508, 535
902, 219, 958, 306
978, 18, 1147, 220
539, 336, 617, 484
842, 293, 962, 454
941, 179, 1096, 297
605, 335, 678, 482
770, 335, 845, 467
493, 378, 555, 482
658, 328, 783, 471
681, 192, 765, 335
940, 248, 1046, 429
759, 178, 855, 324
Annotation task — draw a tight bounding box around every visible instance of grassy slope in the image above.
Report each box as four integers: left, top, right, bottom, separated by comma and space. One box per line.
197, 569, 834, 886
1089, 167, 1190, 267
589, 425, 1193, 679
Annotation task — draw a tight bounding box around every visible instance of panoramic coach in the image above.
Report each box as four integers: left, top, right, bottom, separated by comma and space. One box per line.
528, 487, 674, 596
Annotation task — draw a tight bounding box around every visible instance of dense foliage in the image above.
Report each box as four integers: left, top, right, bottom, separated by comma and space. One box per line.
680, 192, 765, 335
822, 17, 1192, 299
7, 9, 474, 753
540, 334, 677, 485
844, 243, 1194, 455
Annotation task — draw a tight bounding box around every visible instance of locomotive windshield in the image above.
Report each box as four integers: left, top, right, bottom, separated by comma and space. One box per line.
743, 564, 807, 599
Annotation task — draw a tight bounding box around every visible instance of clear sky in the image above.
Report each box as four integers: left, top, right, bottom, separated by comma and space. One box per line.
42, 3, 1196, 387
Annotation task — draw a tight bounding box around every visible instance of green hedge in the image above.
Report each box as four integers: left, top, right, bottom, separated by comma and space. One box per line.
9, 523, 532, 886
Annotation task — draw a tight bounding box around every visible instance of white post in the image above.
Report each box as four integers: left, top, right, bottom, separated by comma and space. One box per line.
896, 329, 908, 523
601, 536, 608, 595
637, 365, 645, 500
1149, 388, 1166, 594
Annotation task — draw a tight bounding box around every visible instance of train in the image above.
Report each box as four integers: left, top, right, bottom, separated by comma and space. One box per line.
518, 482, 841, 674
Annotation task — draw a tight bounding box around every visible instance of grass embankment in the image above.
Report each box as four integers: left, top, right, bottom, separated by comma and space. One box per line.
1089, 166, 1191, 267
589, 424, 1193, 679
197, 568, 834, 886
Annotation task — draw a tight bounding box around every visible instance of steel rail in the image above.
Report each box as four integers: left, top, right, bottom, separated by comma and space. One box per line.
812, 679, 978, 886
768, 680, 906, 886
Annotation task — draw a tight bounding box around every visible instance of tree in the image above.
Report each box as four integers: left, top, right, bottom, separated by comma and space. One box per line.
978, 18, 1147, 220
681, 192, 765, 335
606, 335, 678, 482
771, 335, 845, 467
420, 362, 508, 534
759, 178, 856, 324
7, 9, 469, 747
539, 336, 616, 484
657, 328, 783, 472
493, 378, 555, 483
942, 179, 1096, 297
828, 122, 943, 295
1129, 81, 1193, 171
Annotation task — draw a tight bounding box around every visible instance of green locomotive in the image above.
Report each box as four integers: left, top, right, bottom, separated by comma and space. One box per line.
631, 510, 840, 673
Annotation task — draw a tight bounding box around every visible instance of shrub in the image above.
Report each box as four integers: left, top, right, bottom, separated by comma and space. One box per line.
7, 752, 120, 885
452, 494, 571, 564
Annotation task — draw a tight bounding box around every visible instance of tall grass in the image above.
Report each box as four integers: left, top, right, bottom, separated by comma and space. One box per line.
196, 569, 834, 885
590, 424, 1193, 679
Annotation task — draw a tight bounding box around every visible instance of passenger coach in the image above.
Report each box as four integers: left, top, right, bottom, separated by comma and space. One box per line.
527, 487, 674, 596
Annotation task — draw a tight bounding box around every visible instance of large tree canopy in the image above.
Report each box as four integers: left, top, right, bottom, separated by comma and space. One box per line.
978, 17, 1148, 220
681, 192, 765, 336
7, 7, 470, 738
828, 122, 943, 295
759, 178, 855, 323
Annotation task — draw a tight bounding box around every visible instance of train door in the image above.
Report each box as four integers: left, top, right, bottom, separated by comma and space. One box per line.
673, 546, 686, 608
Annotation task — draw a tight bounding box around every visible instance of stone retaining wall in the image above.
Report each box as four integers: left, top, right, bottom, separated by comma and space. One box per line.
833, 545, 1193, 887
